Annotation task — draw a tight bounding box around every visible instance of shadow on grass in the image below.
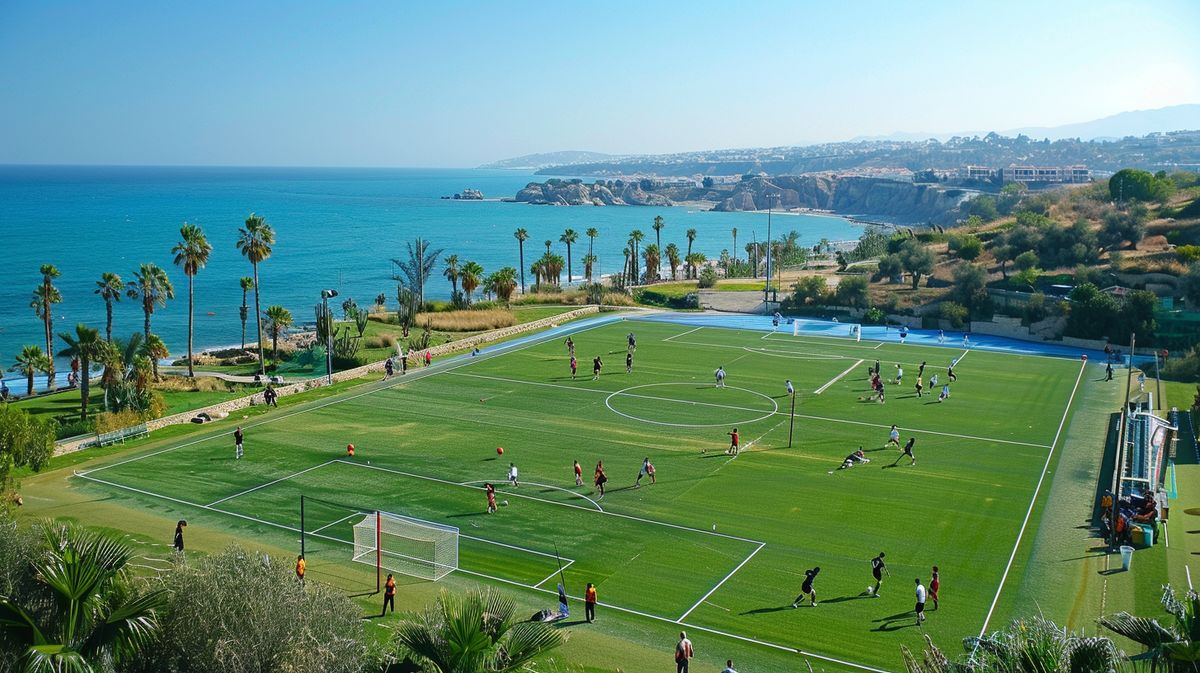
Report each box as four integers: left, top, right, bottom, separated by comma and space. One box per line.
823, 594, 870, 604
1099, 568, 1128, 575
445, 511, 486, 518
740, 605, 793, 615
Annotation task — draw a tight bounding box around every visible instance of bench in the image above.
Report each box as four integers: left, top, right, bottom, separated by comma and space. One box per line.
94, 423, 149, 447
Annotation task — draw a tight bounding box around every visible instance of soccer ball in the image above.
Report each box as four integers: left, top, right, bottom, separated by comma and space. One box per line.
496, 447, 504, 455
866, 586, 874, 595
502, 500, 509, 506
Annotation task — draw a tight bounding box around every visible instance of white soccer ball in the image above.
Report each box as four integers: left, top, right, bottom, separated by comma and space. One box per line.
712, 524, 717, 531
502, 500, 509, 506
867, 586, 874, 594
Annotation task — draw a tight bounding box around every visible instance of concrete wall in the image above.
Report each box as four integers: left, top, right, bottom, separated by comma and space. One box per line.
57, 306, 601, 455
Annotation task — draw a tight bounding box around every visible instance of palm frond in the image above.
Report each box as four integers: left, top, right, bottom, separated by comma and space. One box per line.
1100, 613, 1176, 648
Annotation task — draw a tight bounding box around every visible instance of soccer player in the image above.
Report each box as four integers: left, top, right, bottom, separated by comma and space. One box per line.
485, 482, 497, 513
401, 351, 408, 374
565, 336, 575, 357
715, 366, 727, 388
895, 437, 916, 466
635, 457, 655, 487
887, 425, 901, 448
939, 384, 951, 402
295, 554, 306, 584
385, 358, 394, 378
592, 356, 603, 381
234, 426, 244, 460
899, 325, 908, 344
914, 578, 927, 625
507, 463, 519, 488
382, 573, 396, 614
585, 582, 597, 622
894, 364, 903, 385
1105, 362, 1114, 381
840, 448, 870, 469
573, 460, 583, 486
870, 552, 889, 597
347, 443, 355, 458
627, 332, 637, 353
918, 361, 926, 378
792, 566, 821, 607
875, 377, 886, 404
675, 632, 694, 673
425, 351, 432, 367
947, 361, 957, 382
727, 428, 740, 456
963, 334, 971, 348
929, 373, 938, 388
594, 461, 608, 498
938, 329, 945, 344
785, 379, 794, 396
570, 355, 578, 380
930, 565, 940, 610
914, 376, 924, 398
173, 520, 186, 552
626, 350, 633, 374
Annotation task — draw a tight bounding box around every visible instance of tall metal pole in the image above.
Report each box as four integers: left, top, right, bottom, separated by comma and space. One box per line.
1154, 350, 1163, 411
787, 391, 797, 448
764, 200, 773, 313
300, 495, 305, 557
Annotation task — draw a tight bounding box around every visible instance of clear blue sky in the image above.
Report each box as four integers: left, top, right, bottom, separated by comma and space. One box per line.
1, 0, 1197, 167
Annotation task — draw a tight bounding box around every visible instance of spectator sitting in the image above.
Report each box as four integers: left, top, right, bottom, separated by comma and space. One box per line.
1132, 498, 1158, 523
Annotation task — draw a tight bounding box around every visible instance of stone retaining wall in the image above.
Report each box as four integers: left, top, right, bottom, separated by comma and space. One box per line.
56, 306, 602, 455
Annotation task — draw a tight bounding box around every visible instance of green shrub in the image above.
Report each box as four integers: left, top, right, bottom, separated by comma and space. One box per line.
940, 301, 969, 328
1178, 245, 1200, 263
698, 267, 718, 288
864, 307, 887, 324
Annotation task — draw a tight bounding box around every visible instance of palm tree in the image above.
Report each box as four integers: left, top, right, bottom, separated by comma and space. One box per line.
560, 229, 578, 283
460, 261, 484, 305
685, 229, 697, 278
0, 524, 165, 671
514, 228, 529, 294
56, 324, 104, 420
686, 252, 707, 280
94, 272, 124, 342
172, 223, 212, 378
586, 227, 599, 257
140, 334, 169, 383
393, 589, 562, 673
443, 254, 460, 301
237, 277, 254, 350
543, 239, 552, 255
652, 215, 665, 278
582, 253, 598, 283
665, 243, 681, 280
622, 248, 631, 285
490, 267, 518, 304
392, 237, 443, 307
1101, 585, 1200, 672
126, 263, 174, 379
31, 264, 62, 391
236, 213, 275, 376
629, 229, 644, 278
263, 305, 293, 369
642, 243, 661, 283
10, 345, 49, 397
731, 227, 738, 265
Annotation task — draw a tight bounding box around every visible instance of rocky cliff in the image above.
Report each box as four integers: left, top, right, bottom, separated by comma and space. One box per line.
512, 180, 673, 206
711, 176, 970, 224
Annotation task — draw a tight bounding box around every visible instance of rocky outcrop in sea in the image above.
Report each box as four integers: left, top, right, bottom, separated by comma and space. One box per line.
711, 175, 970, 224
512, 180, 672, 206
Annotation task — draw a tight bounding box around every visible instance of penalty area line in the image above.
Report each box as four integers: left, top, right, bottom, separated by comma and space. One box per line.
814, 359, 864, 395
677, 542, 765, 622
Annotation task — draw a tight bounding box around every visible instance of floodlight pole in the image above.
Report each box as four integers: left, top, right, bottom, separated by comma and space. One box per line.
300, 495, 305, 557
764, 198, 773, 313
321, 289, 338, 385
787, 391, 797, 448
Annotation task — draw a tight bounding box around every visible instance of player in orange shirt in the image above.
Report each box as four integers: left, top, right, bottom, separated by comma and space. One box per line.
295, 555, 306, 584
585, 582, 597, 622
382, 573, 396, 614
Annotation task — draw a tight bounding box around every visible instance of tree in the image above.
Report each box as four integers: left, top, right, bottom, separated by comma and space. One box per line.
238, 277, 254, 350
543, 239, 552, 255
460, 261, 484, 304
1120, 289, 1159, 340
560, 229, 578, 282
652, 216, 665, 276
172, 223, 212, 378
1184, 262, 1200, 307
963, 194, 999, 221
834, 275, 870, 308
939, 301, 969, 328
585, 227, 598, 258
685, 252, 706, 282
685, 229, 697, 278
263, 305, 293, 368
394, 589, 562, 673
731, 227, 738, 266
951, 263, 991, 318
1101, 585, 1200, 673
792, 276, 828, 305
950, 234, 983, 261
1014, 250, 1039, 273
0, 525, 166, 671
513, 229, 528, 294
94, 272, 123, 343
1066, 283, 1120, 340
629, 229, 645, 284
641, 244, 660, 283
1014, 265, 1041, 290
899, 240, 936, 289
878, 254, 904, 283
1110, 167, 1173, 203
139, 334, 169, 383
236, 213, 275, 376
10, 346, 50, 398
31, 264, 62, 392
1100, 204, 1149, 249
56, 324, 104, 420
489, 267, 518, 304
0, 405, 55, 497
392, 237, 443, 308
582, 254, 597, 283
443, 254, 460, 303
125, 263, 174, 380
665, 243, 681, 280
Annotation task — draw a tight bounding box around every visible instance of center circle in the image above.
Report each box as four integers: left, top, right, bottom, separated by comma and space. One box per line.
604, 382, 780, 428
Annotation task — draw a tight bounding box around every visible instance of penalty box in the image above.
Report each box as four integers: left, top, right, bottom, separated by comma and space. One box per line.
209, 459, 765, 619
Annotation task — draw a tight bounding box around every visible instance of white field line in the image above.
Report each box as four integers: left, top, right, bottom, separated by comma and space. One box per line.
449, 371, 1051, 449
76, 469, 889, 673
460, 532, 576, 563
77, 316, 623, 478
677, 542, 766, 622
814, 359, 864, 395
974, 359, 1086, 641
338, 459, 764, 545
460, 479, 603, 512
664, 326, 704, 342
206, 460, 338, 507
954, 350, 969, 366
761, 333, 884, 351
672, 338, 940, 370
533, 558, 576, 588
311, 512, 363, 535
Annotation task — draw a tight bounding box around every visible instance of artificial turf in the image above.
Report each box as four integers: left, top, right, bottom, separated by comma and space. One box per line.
67, 317, 1089, 672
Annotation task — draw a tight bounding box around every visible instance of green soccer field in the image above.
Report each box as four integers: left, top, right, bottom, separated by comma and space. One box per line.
74, 316, 1087, 672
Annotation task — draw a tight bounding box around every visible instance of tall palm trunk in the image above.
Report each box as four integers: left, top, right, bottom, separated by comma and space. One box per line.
240, 288, 249, 349
79, 353, 91, 420
104, 299, 114, 343
565, 241, 572, 283
518, 242, 525, 293
42, 292, 54, 391
252, 264, 265, 376
186, 275, 195, 377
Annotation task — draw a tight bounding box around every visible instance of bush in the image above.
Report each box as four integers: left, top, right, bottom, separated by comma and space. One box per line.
131, 546, 378, 673
835, 275, 870, 308
413, 309, 516, 332
94, 409, 146, 434
949, 234, 983, 261
601, 292, 635, 306
863, 307, 887, 324
792, 276, 828, 305
634, 288, 698, 309
939, 301, 969, 328
1178, 245, 1200, 263
363, 334, 397, 349
698, 267, 718, 288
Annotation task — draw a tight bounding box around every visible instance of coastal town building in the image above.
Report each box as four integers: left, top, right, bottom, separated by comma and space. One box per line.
1001, 164, 1091, 183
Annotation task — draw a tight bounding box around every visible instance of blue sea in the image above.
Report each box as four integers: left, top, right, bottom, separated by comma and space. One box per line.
0, 165, 862, 389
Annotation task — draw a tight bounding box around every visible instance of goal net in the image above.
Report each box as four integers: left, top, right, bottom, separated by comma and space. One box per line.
352, 511, 459, 581
792, 318, 862, 342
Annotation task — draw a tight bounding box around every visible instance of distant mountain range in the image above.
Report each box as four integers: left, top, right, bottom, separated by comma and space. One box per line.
853, 104, 1200, 142
479, 150, 620, 170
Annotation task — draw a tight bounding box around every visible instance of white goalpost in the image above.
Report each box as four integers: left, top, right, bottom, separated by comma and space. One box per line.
792, 319, 862, 342
352, 511, 459, 582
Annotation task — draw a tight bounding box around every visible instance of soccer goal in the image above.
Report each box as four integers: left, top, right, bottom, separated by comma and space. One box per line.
792, 318, 862, 342
352, 511, 459, 582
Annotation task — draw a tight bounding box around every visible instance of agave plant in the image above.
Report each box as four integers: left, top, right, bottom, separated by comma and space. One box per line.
0, 525, 165, 672
902, 617, 1124, 673
393, 589, 562, 673
1101, 585, 1200, 673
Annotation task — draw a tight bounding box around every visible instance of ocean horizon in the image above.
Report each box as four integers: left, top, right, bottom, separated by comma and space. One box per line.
0, 165, 863, 388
